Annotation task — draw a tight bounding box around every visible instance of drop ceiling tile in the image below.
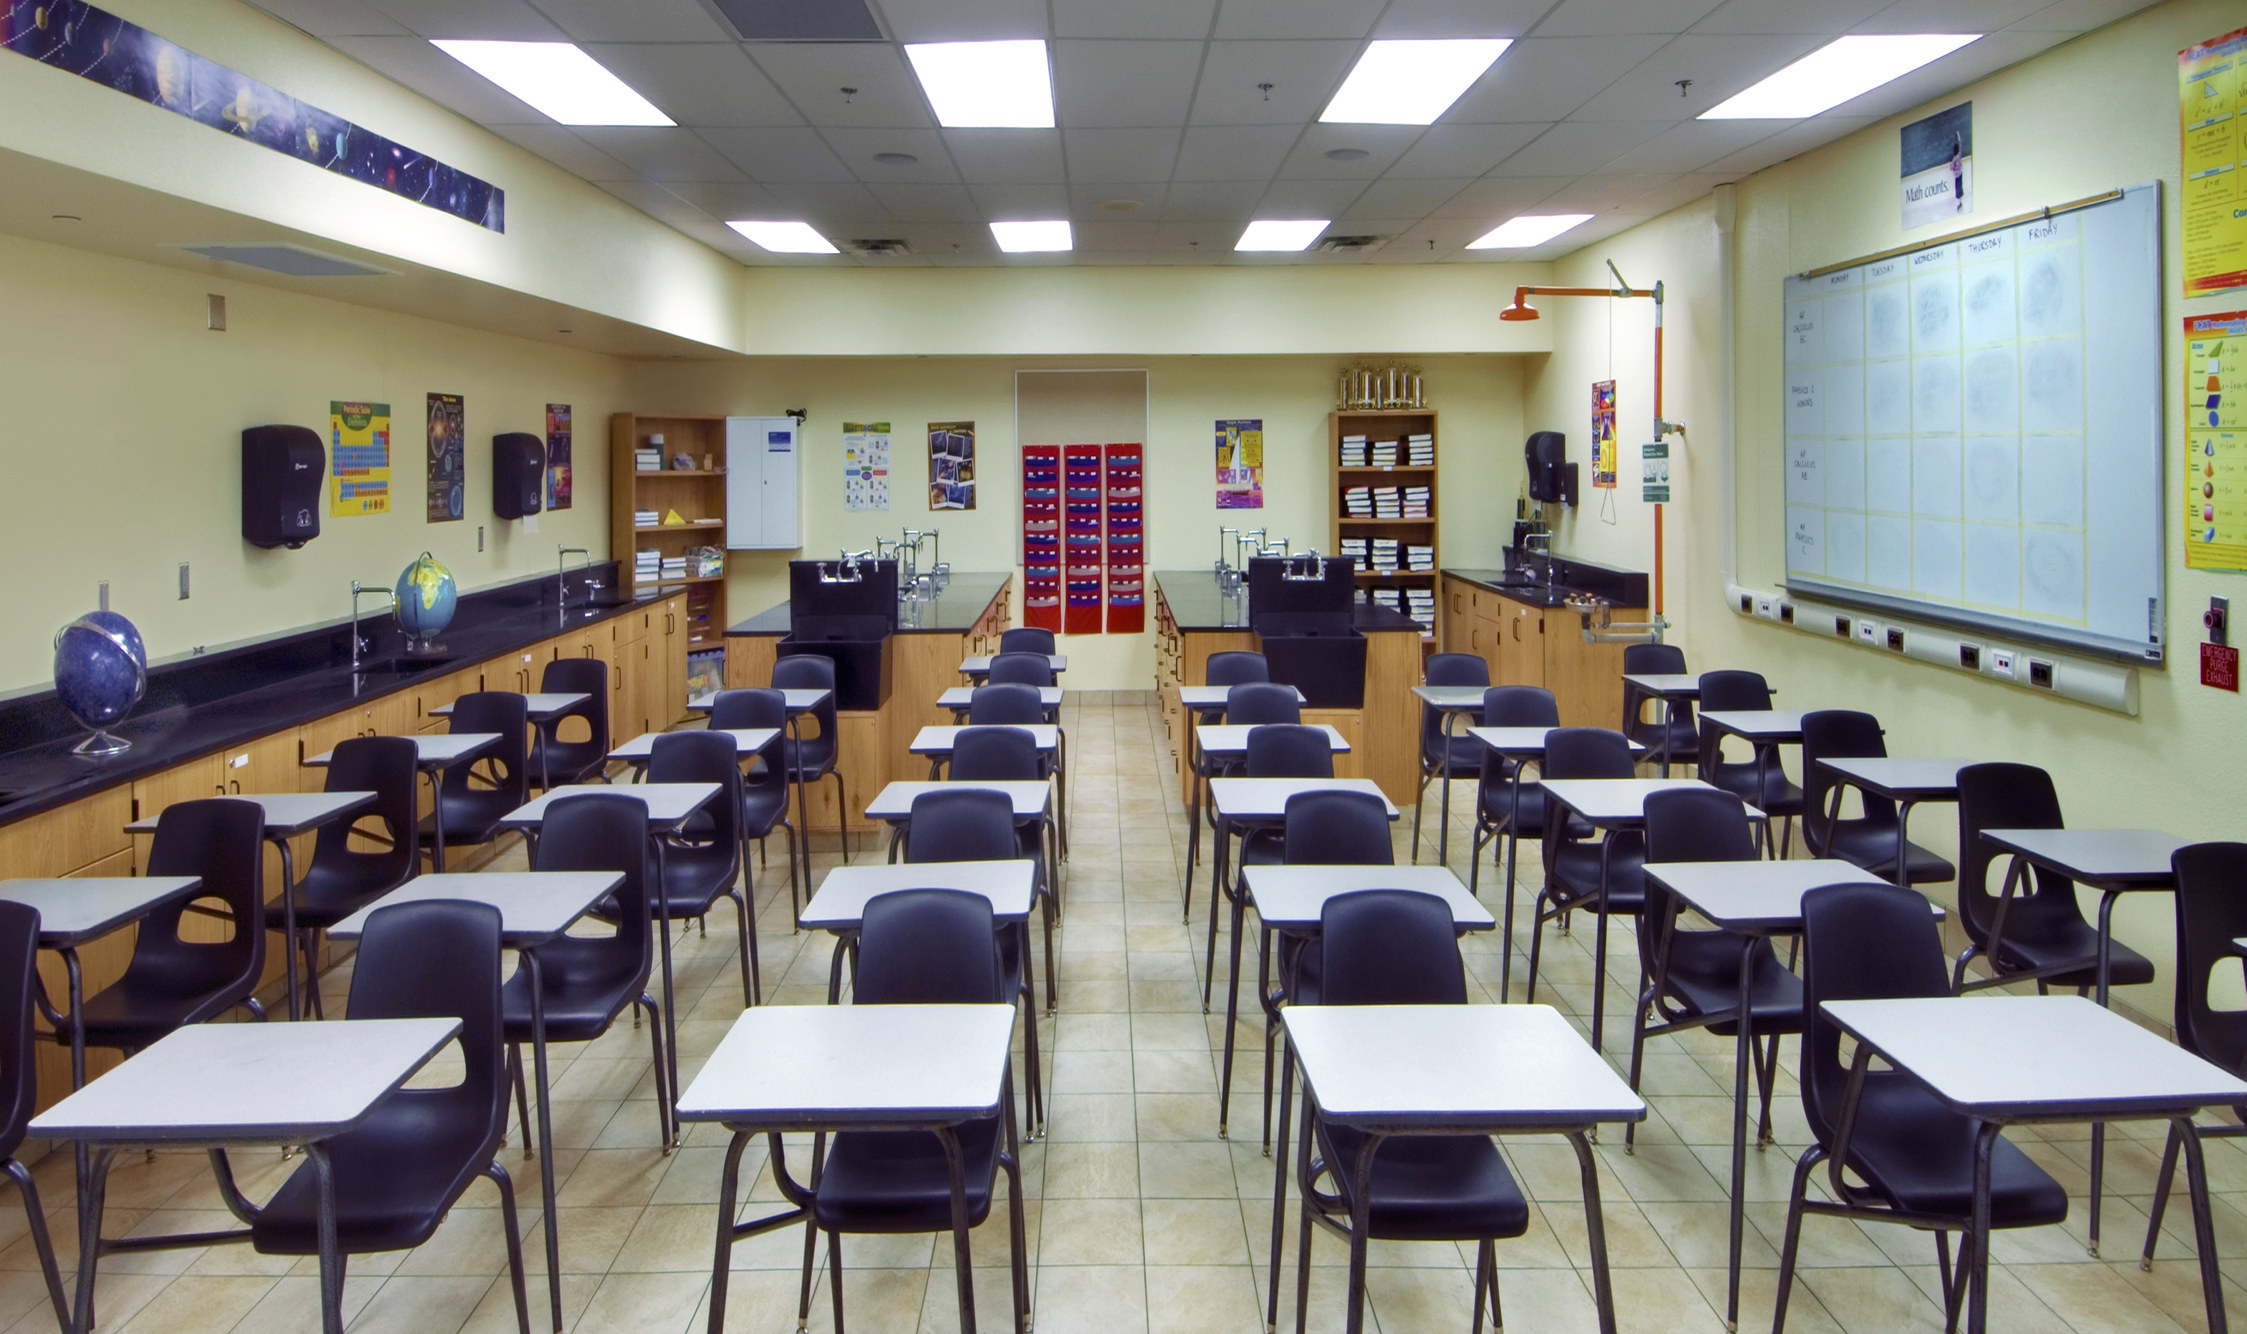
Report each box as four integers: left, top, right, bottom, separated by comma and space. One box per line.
1535, 173, 1679, 212
1342, 177, 1473, 217
1567, 35, 1826, 120
1614, 172, 1733, 216
1442, 36, 1670, 123
327, 36, 546, 123
1700, 115, 1873, 174
246, 0, 411, 37
1075, 250, 1155, 264
892, 223, 1001, 255
1492, 122, 1669, 176
745, 44, 933, 128
1052, 0, 1217, 39
365, 0, 564, 38
1856, 0, 2048, 30
866, 182, 983, 221
1055, 41, 1207, 128
871, 0, 1049, 42
1214, 0, 1386, 38
582, 44, 804, 128
1188, 41, 1360, 125
1385, 123, 1546, 177
759, 180, 890, 225
1385, 215, 1501, 252
664, 180, 788, 216
821, 127, 960, 181
1428, 175, 1570, 218
1158, 181, 1265, 220
1688, 0, 1885, 33
1531, 0, 1726, 36
1067, 184, 1166, 215
1155, 220, 1244, 249
594, 179, 702, 222
1274, 125, 1423, 179
2005, 0, 2161, 30
1370, 0, 1552, 37
1074, 220, 1159, 248
1253, 178, 1370, 217
571, 128, 748, 181
486, 123, 636, 180
967, 182, 1071, 217
1173, 124, 1301, 181
700, 127, 859, 182
1593, 119, 1781, 175
526, 0, 733, 40
944, 130, 1066, 183
1062, 129, 1182, 181
1811, 33, 2048, 121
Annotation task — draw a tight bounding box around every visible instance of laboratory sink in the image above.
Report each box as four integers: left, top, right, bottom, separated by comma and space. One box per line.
352, 655, 458, 677
778, 621, 893, 711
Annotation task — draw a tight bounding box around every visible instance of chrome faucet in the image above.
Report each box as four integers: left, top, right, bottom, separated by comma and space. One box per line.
348, 580, 396, 670
557, 546, 592, 610
1525, 532, 1555, 587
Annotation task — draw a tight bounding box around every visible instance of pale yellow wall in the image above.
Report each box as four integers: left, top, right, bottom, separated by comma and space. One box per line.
632, 353, 1525, 690
1539, 0, 2244, 1019
0, 229, 628, 693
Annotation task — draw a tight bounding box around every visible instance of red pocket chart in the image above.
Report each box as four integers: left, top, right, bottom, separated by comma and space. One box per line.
1063, 444, 1105, 636
1104, 441, 1144, 633
1021, 445, 1061, 632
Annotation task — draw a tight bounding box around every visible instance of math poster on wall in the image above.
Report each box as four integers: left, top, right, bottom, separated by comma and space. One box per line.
545, 403, 572, 510
328, 401, 390, 517
2186, 310, 2247, 570
929, 422, 975, 510
843, 421, 891, 511
2181, 25, 2247, 296
1215, 418, 1263, 508
1591, 380, 1618, 488
426, 392, 464, 522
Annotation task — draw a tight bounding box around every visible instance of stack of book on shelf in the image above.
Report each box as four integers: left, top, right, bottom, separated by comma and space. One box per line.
1406, 433, 1435, 466
1370, 439, 1399, 467
634, 508, 658, 528
1405, 588, 1436, 629
1373, 486, 1403, 518
1370, 537, 1401, 572
635, 445, 663, 471
1339, 435, 1369, 467
1340, 536, 1369, 571
633, 550, 661, 583
660, 554, 688, 582
1343, 486, 1374, 517
1405, 544, 1436, 572
1369, 588, 1405, 613
1402, 485, 1431, 518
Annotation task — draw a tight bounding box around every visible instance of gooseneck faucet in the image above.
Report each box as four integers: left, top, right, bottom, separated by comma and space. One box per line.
557, 546, 592, 610
348, 579, 396, 670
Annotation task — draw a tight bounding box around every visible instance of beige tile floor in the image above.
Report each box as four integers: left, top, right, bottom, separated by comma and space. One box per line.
4, 699, 2244, 1332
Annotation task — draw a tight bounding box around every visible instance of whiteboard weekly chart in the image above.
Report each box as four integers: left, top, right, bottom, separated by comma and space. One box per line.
1781, 185, 2164, 661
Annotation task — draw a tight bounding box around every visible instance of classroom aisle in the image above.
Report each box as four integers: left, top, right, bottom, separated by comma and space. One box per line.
0, 699, 2239, 1333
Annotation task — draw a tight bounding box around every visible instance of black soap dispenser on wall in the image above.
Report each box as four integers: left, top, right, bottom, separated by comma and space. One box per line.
242, 424, 325, 549
492, 431, 545, 519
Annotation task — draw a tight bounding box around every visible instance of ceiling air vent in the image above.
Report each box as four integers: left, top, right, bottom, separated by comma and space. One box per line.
713, 0, 883, 40
843, 238, 913, 256
179, 244, 391, 277
1315, 235, 1387, 254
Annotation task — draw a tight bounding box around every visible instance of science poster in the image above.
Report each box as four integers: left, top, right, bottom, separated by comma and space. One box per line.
545, 403, 572, 510
1215, 418, 1263, 509
929, 422, 975, 510
2186, 310, 2247, 570
426, 392, 464, 522
2181, 26, 2247, 296
844, 421, 891, 511
327, 400, 390, 517
1591, 380, 1618, 488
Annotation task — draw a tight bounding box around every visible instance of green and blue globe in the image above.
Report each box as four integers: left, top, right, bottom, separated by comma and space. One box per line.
395, 551, 457, 645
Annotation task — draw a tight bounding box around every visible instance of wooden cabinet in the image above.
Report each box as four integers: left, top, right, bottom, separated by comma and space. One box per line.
128, 756, 226, 869
611, 412, 730, 669
1330, 409, 1439, 634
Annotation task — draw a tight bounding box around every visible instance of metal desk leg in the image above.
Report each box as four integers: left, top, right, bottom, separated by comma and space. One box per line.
1892, 798, 1917, 890
1438, 709, 1460, 866
1571, 1130, 1622, 1334
1201, 814, 1231, 1014
1498, 764, 1528, 999
707, 1132, 752, 1334
68, 1146, 116, 1334
429, 769, 449, 873
1343, 1132, 1383, 1334
526, 950, 563, 1330
2178, 1116, 2230, 1334
1659, 698, 1676, 777
1724, 935, 1756, 1332
1967, 1123, 1998, 1334
935, 1127, 978, 1334
787, 713, 814, 920
652, 837, 681, 1150
1182, 734, 1203, 922
1265, 1033, 1295, 1334
306, 1140, 345, 1334
2084, 889, 2124, 1257
277, 835, 301, 1021
1217, 855, 1250, 1139
1591, 836, 1616, 1052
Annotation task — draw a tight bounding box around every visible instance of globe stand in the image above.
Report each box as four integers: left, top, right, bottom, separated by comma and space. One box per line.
72, 729, 130, 758
401, 635, 450, 658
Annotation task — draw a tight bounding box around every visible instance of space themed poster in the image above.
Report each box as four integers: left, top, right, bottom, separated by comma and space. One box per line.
426, 393, 464, 524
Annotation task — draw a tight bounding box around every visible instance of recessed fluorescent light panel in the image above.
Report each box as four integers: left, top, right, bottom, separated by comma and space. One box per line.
726, 221, 839, 254
1236, 220, 1330, 252
1700, 34, 1980, 119
431, 40, 673, 126
991, 220, 1072, 253
905, 40, 1054, 128
1467, 213, 1593, 249
1321, 39, 1511, 125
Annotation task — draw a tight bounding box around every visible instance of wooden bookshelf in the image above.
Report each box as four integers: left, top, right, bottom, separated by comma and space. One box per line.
610, 412, 731, 654
1330, 410, 1438, 634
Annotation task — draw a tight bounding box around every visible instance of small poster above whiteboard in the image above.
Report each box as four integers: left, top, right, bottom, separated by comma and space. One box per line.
1901, 103, 1973, 228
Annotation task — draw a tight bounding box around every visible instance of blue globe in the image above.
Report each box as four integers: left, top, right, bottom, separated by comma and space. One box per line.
395, 552, 458, 647
54, 610, 148, 753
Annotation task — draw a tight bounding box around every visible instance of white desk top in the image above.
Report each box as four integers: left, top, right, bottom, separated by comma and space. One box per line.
1622, 673, 1701, 697
939, 685, 1063, 709
961, 654, 1067, 674
125, 790, 376, 837
1193, 724, 1350, 756
303, 732, 499, 768
31, 1017, 460, 1144
1817, 756, 1973, 800
687, 688, 832, 714
1242, 865, 1495, 931
800, 861, 1039, 930
675, 1004, 1016, 1127
865, 780, 1053, 821
326, 871, 623, 945
909, 724, 1061, 754
1822, 995, 2247, 1122
607, 728, 780, 761
1697, 710, 1812, 742
0, 877, 202, 946
1540, 778, 1714, 826
1208, 778, 1399, 820
1178, 684, 1304, 709
1284, 1004, 1646, 1129
429, 692, 589, 720
1644, 860, 1922, 935
1468, 727, 1647, 758
1410, 685, 1488, 710
498, 782, 718, 829
1979, 827, 2190, 887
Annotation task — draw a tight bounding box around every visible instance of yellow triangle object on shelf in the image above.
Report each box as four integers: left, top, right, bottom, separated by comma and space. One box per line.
663, 509, 687, 526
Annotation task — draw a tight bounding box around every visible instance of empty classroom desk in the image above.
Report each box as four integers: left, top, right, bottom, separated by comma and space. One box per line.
688, 687, 833, 893
937, 684, 1063, 719
959, 652, 1067, 680
908, 723, 1061, 776
799, 860, 1039, 1002
303, 731, 499, 872
606, 726, 780, 781
1183, 722, 1350, 913
1619, 672, 1701, 774
1410, 683, 1488, 864
429, 693, 589, 792
1815, 756, 1972, 887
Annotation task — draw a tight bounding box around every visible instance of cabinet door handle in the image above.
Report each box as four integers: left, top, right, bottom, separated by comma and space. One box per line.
1512, 616, 1522, 642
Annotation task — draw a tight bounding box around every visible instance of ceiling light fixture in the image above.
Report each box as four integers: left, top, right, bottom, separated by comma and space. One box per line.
990, 220, 1072, 253
904, 40, 1054, 128
1236, 219, 1330, 252
1321, 39, 1510, 125
1700, 34, 1980, 119
1468, 213, 1593, 249
431, 40, 673, 125
726, 220, 840, 254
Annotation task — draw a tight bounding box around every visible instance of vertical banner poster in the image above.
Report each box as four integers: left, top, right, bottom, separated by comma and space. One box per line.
425, 392, 465, 522
1900, 103, 1973, 228
328, 400, 390, 516
1215, 419, 1263, 508
2181, 26, 2247, 296
929, 422, 975, 510
545, 404, 572, 510
2186, 310, 2247, 569
843, 421, 892, 511
1591, 380, 1618, 488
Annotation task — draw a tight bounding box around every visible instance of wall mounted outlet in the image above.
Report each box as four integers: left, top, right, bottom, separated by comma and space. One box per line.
1886, 627, 1905, 651
1779, 602, 1795, 624
2027, 658, 2055, 688
1989, 649, 2017, 678
1740, 592, 1753, 613
1754, 595, 1776, 618
1959, 644, 1980, 670
477, 525, 486, 552
1856, 618, 1880, 645
1834, 615, 1852, 638
177, 563, 190, 600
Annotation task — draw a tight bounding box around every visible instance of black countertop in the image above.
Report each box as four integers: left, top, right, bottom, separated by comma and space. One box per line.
0, 565, 655, 830
1444, 555, 1649, 610
1153, 570, 1424, 634
726, 573, 1012, 637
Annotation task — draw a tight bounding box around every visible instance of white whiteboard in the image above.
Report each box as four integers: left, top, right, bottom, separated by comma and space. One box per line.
1781, 184, 2164, 662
